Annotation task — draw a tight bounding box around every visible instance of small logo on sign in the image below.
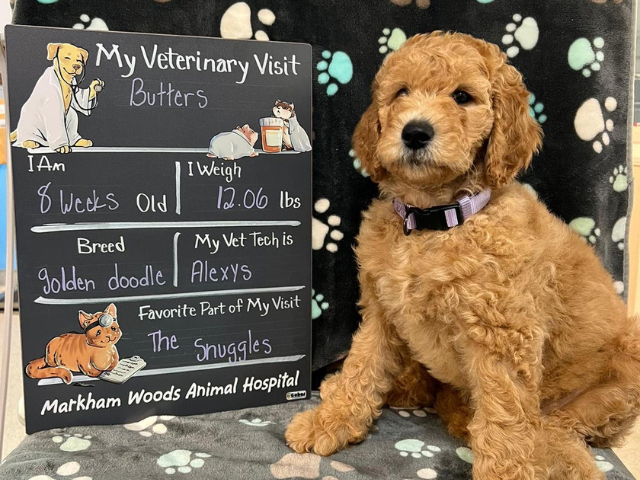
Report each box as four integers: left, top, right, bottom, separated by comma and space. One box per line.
286, 390, 307, 401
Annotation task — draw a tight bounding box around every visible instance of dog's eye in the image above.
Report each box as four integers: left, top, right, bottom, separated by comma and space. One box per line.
452, 90, 472, 105
395, 88, 409, 99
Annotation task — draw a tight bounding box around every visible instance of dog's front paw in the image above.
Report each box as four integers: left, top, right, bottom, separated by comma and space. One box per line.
285, 409, 366, 456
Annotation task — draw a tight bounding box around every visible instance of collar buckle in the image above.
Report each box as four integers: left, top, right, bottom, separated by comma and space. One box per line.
403, 203, 464, 235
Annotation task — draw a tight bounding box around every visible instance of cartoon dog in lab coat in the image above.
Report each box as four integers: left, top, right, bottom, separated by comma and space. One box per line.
10, 43, 104, 154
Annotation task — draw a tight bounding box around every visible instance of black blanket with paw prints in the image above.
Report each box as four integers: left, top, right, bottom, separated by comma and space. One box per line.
12, 0, 635, 372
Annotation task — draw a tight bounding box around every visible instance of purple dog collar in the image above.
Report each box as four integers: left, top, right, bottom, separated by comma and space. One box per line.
393, 189, 491, 235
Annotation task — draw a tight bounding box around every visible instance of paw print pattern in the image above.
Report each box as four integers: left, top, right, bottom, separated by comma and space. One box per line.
239, 417, 274, 427
220, 2, 275, 41
52, 432, 92, 452
456, 447, 474, 464
612, 216, 626, 250
595, 455, 614, 473
391, 406, 436, 418
379, 28, 407, 54
124, 415, 175, 436
395, 439, 442, 459
317, 51, 353, 96
388, 0, 431, 8
609, 165, 628, 192
157, 450, 211, 475
312, 289, 329, 319
312, 199, 344, 253
72, 14, 109, 31
350, 149, 370, 177
568, 37, 605, 77
613, 280, 625, 295
569, 217, 600, 244
26, 461, 92, 480
574, 97, 617, 153
270, 453, 355, 479
416, 468, 439, 479
528, 94, 547, 124
502, 14, 539, 58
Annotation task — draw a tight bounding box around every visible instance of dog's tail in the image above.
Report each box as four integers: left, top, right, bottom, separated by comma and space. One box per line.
9, 130, 16, 142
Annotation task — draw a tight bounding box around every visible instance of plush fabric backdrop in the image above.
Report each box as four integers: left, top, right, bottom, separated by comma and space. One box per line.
12, 0, 635, 371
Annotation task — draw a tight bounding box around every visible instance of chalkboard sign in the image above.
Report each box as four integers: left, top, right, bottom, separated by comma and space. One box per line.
3, 25, 312, 434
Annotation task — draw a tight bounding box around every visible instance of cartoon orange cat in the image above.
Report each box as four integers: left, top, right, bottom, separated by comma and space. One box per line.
26, 303, 121, 384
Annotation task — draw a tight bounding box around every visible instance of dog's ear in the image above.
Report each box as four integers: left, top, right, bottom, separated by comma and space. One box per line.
483, 51, 542, 188
46, 43, 63, 61
78, 47, 89, 65
353, 97, 386, 182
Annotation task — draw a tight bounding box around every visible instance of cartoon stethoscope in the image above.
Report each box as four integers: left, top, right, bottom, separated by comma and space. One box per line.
54, 47, 103, 113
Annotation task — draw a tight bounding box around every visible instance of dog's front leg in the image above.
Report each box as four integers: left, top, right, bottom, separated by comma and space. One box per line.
286, 295, 403, 455
463, 322, 546, 480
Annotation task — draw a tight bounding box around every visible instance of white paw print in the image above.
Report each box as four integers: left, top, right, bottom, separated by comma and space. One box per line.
574, 97, 617, 153
378, 27, 407, 54
613, 280, 625, 295
51, 432, 92, 452
569, 217, 600, 244
124, 415, 175, 436
73, 14, 109, 31
26, 461, 92, 480
609, 165, 628, 192
612, 216, 626, 251
595, 455, 614, 473
502, 14, 539, 58
220, 2, 275, 41
350, 149, 370, 177
158, 450, 211, 475
239, 417, 274, 427
391, 406, 436, 418
395, 439, 442, 459
312, 198, 344, 253
456, 446, 474, 464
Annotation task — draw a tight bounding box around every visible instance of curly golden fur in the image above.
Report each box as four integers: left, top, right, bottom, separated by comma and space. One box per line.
286, 32, 640, 480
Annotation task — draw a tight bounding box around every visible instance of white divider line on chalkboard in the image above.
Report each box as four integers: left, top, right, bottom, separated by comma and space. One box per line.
173, 232, 181, 287
26, 147, 302, 155
34, 285, 305, 305
31, 220, 301, 233
175, 161, 181, 215
36, 354, 307, 386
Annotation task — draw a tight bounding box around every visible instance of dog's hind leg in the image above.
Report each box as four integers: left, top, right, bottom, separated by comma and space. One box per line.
543, 420, 605, 480
435, 384, 473, 442
546, 325, 640, 448
387, 348, 438, 409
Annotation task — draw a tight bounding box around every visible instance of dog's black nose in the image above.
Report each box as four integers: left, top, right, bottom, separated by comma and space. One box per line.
402, 121, 434, 150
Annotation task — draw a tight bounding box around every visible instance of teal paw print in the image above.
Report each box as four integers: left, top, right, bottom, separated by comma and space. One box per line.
312, 289, 329, 319
456, 447, 474, 464
477, 0, 494, 2
317, 50, 353, 96
350, 149, 370, 177
569, 217, 600, 244
379, 28, 407, 54
157, 450, 211, 475
568, 37, 604, 77
609, 165, 628, 192
37, 0, 60, 3
52, 433, 92, 452
595, 455, 614, 473
395, 439, 441, 459
528, 94, 547, 124
612, 216, 626, 251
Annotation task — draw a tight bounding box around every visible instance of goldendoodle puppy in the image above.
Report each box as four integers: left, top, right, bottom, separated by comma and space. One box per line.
286, 32, 640, 480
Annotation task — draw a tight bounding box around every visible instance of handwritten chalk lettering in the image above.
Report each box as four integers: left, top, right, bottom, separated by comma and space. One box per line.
185, 378, 238, 399
280, 191, 301, 209
148, 329, 180, 352
95, 43, 136, 78
41, 392, 122, 415
187, 160, 241, 183
194, 234, 220, 255
228, 298, 244, 314
190, 261, 252, 284
243, 370, 300, 394
194, 329, 271, 363
254, 53, 300, 76
108, 263, 166, 290
223, 232, 246, 248
136, 193, 167, 213
28, 155, 65, 173
130, 78, 208, 108
216, 186, 268, 210
250, 231, 279, 249
200, 300, 227, 316
247, 297, 269, 317
272, 294, 302, 311
283, 232, 294, 246
38, 266, 95, 294
138, 303, 197, 321
77, 236, 126, 255
37, 182, 120, 215
128, 386, 181, 405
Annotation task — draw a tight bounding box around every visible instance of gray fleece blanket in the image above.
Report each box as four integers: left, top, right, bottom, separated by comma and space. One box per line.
0, 393, 634, 480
